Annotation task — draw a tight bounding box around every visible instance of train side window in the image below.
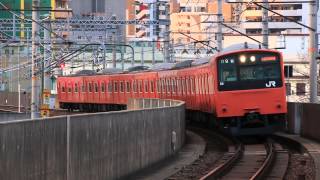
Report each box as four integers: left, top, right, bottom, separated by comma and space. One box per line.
101, 82, 105, 92
172, 79, 176, 93
108, 82, 113, 93
181, 79, 185, 94
167, 79, 171, 94
150, 81, 154, 92
74, 83, 78, 93
126, 81, 131, 93
186, 78, 190, 95
177, 79, 181, 94
114, 81, 118, 92
156, 80, 160, 93
133, 80, 137, 93
161, 79, 166, 93
94, 83, 98, 93
144, 80, 149, 92
190, 78, 194, 94
88, 83, 92, 92
139, 80, 143, 93
81, 84, 85, 92
120, 81, 124, 92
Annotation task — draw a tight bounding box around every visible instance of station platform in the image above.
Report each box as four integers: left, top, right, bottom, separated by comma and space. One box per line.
125, 131, 206, 180
275, 132, 320, 180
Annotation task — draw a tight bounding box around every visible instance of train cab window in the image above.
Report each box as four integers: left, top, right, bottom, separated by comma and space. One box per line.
138, 80, 143, 93
101, 82, 105, 92
75, 83, 78, 93
150, 81, 154, 92
126, 81, 131, 93
88, 83, 92, 92
108, 82, 113, 93
144, 80, 149, 92
218, 53, 282, 91
94, 83, 98, 93
120, 81, 124, 92
133, 80, 137, 93
114, 81, 118, 92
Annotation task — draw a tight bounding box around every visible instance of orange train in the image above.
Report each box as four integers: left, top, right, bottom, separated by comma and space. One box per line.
57, 45, 287, 135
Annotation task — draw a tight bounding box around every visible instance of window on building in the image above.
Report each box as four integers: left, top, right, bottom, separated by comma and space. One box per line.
284, 65, 293, 78
133, 81, 137, 93
285, 83, 291, 95
62, 86, 65, 93
92, 0, 105, 13
296, 83, 306, 95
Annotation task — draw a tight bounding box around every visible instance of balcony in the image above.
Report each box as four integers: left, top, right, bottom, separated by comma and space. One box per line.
54, 8, 72, 19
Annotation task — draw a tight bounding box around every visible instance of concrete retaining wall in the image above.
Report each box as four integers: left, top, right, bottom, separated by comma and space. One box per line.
0, 98, 185, 180
287, 102, 320, 141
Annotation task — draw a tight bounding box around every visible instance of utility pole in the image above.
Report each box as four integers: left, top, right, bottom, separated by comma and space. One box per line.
18, 44, 21, 113
152, 39, 155, 65
163, 3, 170, 63
217, 0, 223, 51
44, 22, 51, 93
141, 44, 144, 66
262, 0, 269, 48
112, 32, 116, 68
31, 0, 40, 119
309, 0, 318, 103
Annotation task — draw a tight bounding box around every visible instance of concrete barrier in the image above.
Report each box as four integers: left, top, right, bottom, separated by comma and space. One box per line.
0, 98, 185, 180
287, 102, 320, 142
0, 112, 30, 121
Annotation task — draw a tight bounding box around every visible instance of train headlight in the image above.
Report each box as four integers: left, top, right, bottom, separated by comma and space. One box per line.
250, 56, 256, 62
239, 55, 246, 63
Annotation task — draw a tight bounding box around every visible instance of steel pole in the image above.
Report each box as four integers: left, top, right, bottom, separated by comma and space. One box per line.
309, 0, 318, 103
217, 0, 223, 51
31, 0, 40, 119
44, 22, 51, 92
262, 0, 269, 48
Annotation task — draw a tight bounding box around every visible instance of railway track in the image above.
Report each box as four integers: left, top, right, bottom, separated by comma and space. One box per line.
200, 139, 276, 180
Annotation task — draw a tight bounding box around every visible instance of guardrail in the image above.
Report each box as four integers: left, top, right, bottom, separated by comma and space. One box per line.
0, 98, 185, 180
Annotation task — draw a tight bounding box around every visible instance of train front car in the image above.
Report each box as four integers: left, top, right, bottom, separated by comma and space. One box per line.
214, 48, 287, 135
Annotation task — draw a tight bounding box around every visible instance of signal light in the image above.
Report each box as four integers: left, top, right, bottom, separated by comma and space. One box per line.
60, 63, 65, 69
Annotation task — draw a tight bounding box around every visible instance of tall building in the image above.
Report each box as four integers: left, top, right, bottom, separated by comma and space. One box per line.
126, 0, 170, 41
170, 0, 232, 49
233, 1, 308, 34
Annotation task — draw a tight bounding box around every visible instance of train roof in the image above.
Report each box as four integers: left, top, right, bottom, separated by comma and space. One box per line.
220, 43, 266, 55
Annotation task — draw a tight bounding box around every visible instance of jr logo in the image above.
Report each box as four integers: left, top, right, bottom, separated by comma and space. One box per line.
266, 81, 276, 87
